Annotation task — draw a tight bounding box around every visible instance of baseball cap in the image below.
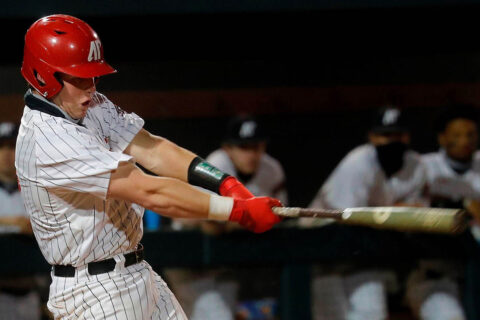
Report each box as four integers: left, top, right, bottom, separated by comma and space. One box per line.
370, 107, 409, 134
0, 122, 18, 141
223, 115, 267, 145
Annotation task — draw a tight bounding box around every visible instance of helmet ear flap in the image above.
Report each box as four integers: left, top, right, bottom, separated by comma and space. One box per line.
22, 55, 63, 98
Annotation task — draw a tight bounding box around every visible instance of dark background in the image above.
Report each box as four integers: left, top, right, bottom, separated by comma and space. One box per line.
3, 2, 480, 206
4, 3, 480, 319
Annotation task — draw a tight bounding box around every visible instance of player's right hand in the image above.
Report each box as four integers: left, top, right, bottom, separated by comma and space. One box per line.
229, 197, 282, 233
219, 176, 254, 199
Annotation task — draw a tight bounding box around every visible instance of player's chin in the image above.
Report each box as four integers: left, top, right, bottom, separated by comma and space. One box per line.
75, 107, 88, 119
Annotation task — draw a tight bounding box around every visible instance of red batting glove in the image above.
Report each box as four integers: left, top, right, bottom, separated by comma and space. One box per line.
219, 176, 254, 199
229, 197, 282, 233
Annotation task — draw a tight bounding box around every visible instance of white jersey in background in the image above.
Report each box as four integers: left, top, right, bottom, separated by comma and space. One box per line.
307, 144, 428, 320
403, 150, 470, 320
422, 150, 480, 203
310, 144, 427, 209
206, 148, 288, 205
421, 149, 480, 242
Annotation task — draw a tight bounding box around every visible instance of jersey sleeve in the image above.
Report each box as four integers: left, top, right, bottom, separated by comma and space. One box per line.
309, 151, 371, 209
33, 120, 133, 199
97, 95, 145, 153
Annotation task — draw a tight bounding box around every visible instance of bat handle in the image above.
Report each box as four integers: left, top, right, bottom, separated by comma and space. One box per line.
272, 207, 302, 217
272, 206, 343, 219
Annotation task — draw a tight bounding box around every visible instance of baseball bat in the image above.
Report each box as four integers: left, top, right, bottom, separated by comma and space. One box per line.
272, 206, 468, 234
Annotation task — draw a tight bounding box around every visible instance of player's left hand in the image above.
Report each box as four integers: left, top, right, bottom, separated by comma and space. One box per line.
229, 197, 283, 233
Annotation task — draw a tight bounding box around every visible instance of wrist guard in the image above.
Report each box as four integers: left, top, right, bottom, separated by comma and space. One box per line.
188, 157, 230, 194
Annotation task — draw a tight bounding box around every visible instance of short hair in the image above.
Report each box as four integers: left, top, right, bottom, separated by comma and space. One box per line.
434, 104, 479, 133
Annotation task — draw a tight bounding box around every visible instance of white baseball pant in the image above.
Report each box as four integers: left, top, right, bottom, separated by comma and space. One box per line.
47, 259, 187, 320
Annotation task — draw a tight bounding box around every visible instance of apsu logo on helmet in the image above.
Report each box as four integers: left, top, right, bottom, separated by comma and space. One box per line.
88, 40, 102, 62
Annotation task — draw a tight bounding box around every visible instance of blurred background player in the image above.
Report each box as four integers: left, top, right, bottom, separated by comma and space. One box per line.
167, 115, 288, 320
305, 106, 427, 320
0, 122, 32, 234
405, 105, 479, 320
207, 115, 287, 205
0, 121, 41, 320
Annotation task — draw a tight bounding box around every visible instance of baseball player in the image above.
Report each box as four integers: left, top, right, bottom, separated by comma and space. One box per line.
207, 115, 288, 205
167, 115, 288, 320
405, 105, 478, 320
15, 14, 281, 319
306, 107, 427, 320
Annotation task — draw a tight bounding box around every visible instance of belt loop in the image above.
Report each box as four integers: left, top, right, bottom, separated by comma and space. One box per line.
113, 254, 126, 274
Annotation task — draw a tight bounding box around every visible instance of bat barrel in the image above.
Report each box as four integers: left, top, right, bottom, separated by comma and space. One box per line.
342, 207, 467, 234
273, 206, 468, 234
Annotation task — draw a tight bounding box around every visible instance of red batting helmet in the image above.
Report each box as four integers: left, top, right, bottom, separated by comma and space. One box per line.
21, 14, 116, 98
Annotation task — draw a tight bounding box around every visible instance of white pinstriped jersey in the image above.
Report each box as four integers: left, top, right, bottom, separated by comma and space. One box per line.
15, 92, 145, 267
310, 144, 427, 209
206, 148, 288, 205
422, 150, 480, 203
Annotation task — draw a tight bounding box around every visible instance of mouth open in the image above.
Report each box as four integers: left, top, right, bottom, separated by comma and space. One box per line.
81, 100, 91, 107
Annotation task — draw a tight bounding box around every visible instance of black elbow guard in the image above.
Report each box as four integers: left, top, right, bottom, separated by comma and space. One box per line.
187, 157, 230, 193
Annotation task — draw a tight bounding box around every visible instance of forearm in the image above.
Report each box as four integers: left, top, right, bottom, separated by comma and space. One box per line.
142, 177, 211, 219
125, 129, 196, 182
126, 130, 251, 197
147, 139, 196, 181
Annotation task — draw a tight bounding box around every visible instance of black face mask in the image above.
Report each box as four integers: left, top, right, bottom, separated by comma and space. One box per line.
375, 141, 408, 178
